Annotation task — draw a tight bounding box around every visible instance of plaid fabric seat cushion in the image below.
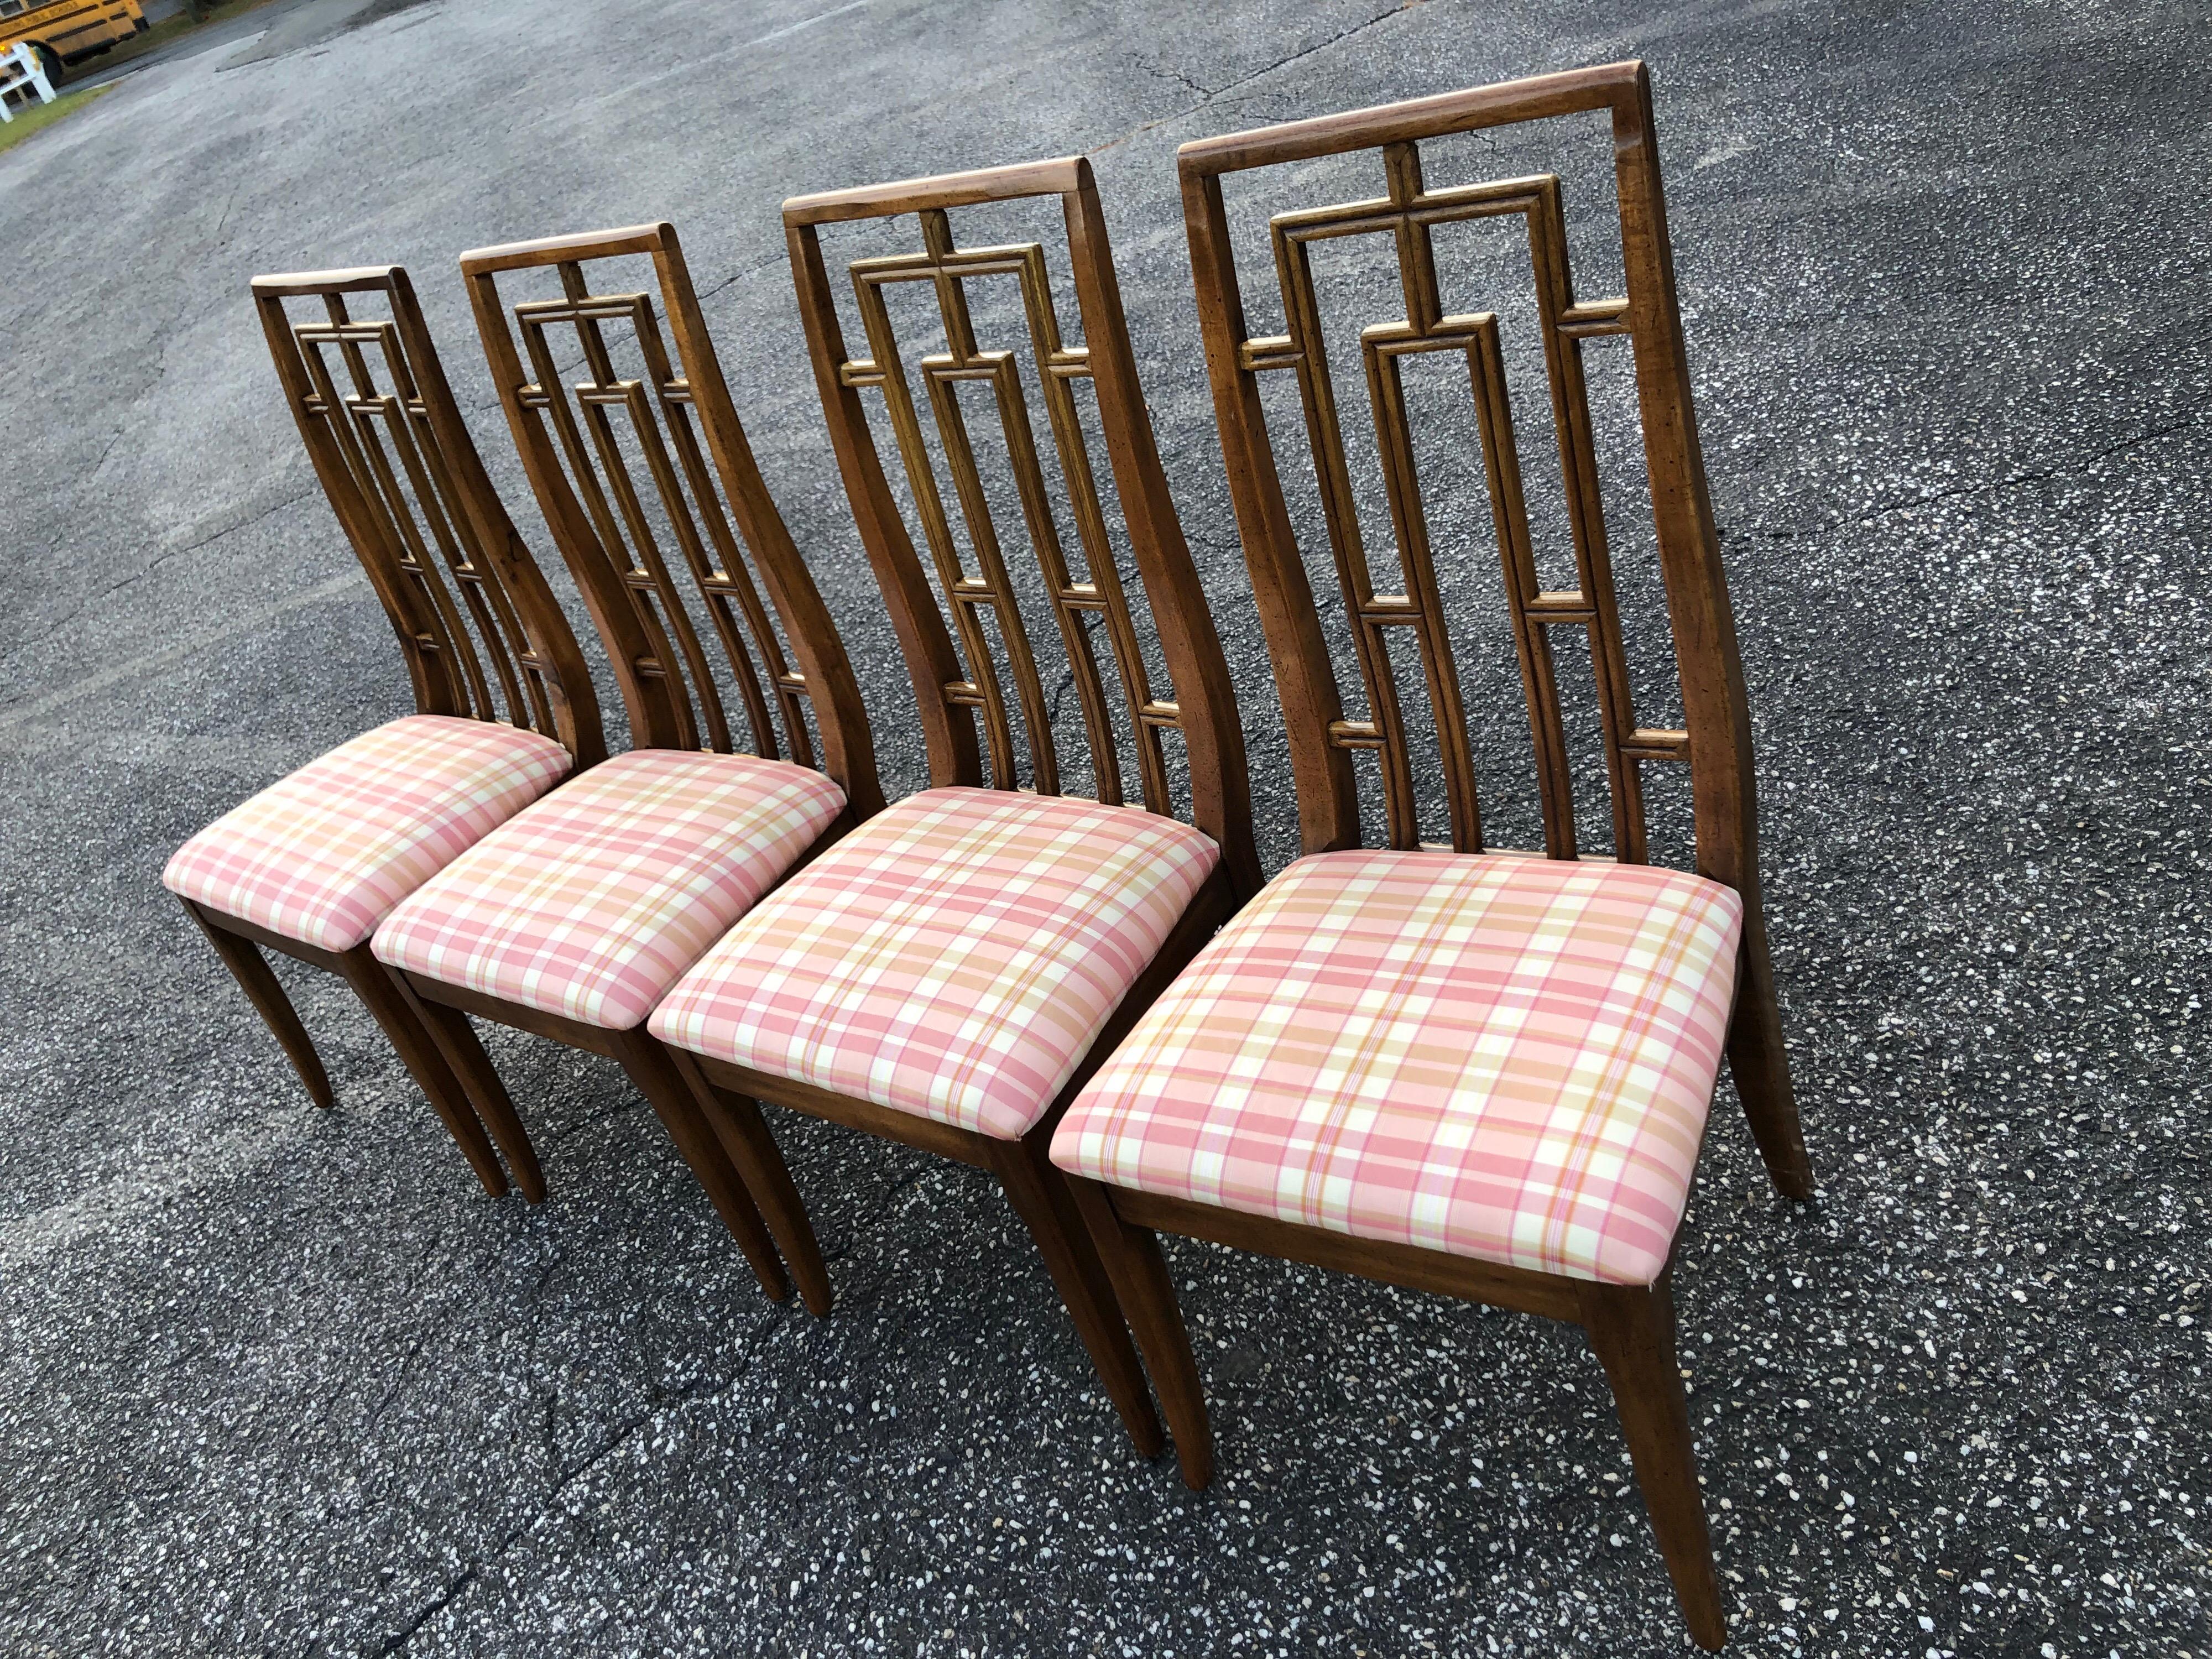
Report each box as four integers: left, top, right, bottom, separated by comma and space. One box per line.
373, 749, 845, 1031
162, 715, 571, 953
1051, 851, 1743, 1286
649, 787, 1221, 1140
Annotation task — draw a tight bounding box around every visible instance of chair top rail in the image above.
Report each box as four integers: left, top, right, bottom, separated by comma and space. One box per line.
1177, 61, 1642, 176
783, 158, 1091, 226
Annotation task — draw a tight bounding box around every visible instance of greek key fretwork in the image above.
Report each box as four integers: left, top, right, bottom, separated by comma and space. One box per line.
836, 210, 1170, 810
294, 311, 549, 734
1239, 139, 1675, 860
512, 286, 806, 764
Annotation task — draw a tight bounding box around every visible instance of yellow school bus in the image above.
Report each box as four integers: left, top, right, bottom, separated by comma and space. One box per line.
0, 0, 148, 82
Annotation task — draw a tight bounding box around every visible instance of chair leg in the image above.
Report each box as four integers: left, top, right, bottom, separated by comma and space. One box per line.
1726, 913, 1813, 1201
180, 900, 333, 1109
991, 1135, 1165, 1462
1582, 1274, 1726, 1652
606, 1028, 790, 1305
1065, 1175, 1214, 1489
387, 971, 546, 1204
667, 1048, 833, 1318
330, 947, 508, 1199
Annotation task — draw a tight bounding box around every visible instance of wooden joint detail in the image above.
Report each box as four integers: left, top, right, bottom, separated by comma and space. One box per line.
1238, 335, 1302, 372
1558, 296, 1631, 336
1621, 727, 1691, 762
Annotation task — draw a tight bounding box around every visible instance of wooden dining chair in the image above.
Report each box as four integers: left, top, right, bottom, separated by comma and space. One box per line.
163, 265, 606, 1198
364, 225, 884, 1305
639, 159, 1261, 1457
1047, 65, 1814, 1648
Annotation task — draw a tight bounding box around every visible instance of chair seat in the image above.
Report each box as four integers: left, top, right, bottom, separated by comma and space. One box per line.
1051, 851, 1744, 1286
372, 749, 846, 1031
162, 714, 572, 953
649, 787, 1221, 1140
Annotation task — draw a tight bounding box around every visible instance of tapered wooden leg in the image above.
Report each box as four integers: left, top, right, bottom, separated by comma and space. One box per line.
667, 1047, 833, 1318
1583, 1275, 1726, 1651
607, 1028, 790, 1303
387, 971, 546, 1204
1726, 915, 1813, 1201
992, 1135, 1164, 1462
1066, 1175, 1213, 1488
180, 900, 334, 1109
330, 947, 508, 1199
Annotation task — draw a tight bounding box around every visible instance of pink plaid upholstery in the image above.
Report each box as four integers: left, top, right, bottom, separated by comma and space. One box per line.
1051, 851, 1743, 1286
649, 787, 1221, 1140
163, 715, 570, 953
372, 749, 845, 1030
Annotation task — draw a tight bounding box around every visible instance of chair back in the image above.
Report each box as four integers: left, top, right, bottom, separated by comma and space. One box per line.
783, 159, 1259, 898
1179, 62, 1763, 896
252, 265, 604, 764
459, 224, 881, 816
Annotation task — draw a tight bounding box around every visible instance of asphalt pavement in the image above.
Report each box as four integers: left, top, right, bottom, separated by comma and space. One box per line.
2, 1, 2208, 1654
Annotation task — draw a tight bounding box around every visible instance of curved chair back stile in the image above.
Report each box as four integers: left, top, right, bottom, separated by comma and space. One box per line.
784, 159, 1260, 900
328, 226, 889, 1300
251, 267, 605, 766
456, 224, 881, 819
1178, 62, 1803, 1186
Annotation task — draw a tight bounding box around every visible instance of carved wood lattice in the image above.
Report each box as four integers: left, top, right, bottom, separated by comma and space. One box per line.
835, 210, 1172, 808
510, 276, 808, 763
294, 301, 555, 735
1243, 143, 1689, 861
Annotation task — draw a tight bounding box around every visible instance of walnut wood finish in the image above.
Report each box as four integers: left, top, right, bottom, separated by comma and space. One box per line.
1075, 1181, 1723, 1646
252, 265, 604, 762
182, 896, 510, 1198
368, 768, 857, 1261
784, 158, 1260, 900
183, 265, 612, 1196
377, 797, 867, 1294
387, 968, 797, 1303
646, 159, 1267, 1455
458, 223, 881, 819
1065, 65, 1808, 1648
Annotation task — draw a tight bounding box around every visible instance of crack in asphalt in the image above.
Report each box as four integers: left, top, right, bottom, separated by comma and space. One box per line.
83, 177, 249, 500
3, 483, 321, 672
0, 567, 362, 740
1738, 325, 2212, 543
1131, 56, 1210, 101
373, 1565, 478, 1656
1750, 400, 2212, 544
366, 1306, 781, 1652
1091, 2, 1418, 155
548, 1097, 641, 1143
13, 176, 270, 665
361, 1231, 444, 1432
